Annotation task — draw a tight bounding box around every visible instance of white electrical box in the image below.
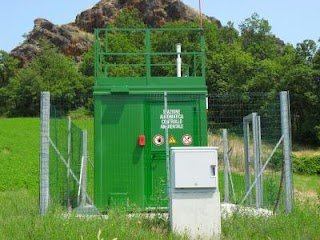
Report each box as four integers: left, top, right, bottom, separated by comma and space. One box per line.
171, 147, 218, 189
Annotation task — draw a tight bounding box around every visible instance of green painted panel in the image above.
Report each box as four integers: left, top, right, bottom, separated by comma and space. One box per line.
94, 28, 208, 210
144, 99, 203, 208
95, 95, 145, 209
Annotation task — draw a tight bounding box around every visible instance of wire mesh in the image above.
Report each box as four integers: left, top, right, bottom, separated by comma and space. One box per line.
49, 103, 94, 210
208, 92, 285, 211
46, 91, 288, 212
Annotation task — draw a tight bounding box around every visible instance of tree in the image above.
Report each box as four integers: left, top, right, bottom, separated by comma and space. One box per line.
111, 8, 146, 28
0, 51, 19, 115
204, 19, 255, 94
277, 43, 320, 144
296, 39, 317, 63
6, 40, 92, 116
80, 8, 147, 78
0, 50, 18, 88
79, 46, 94, 77
239, 13, 280, 61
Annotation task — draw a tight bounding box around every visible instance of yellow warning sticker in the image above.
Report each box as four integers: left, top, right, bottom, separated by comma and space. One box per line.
169, 136, 176, 144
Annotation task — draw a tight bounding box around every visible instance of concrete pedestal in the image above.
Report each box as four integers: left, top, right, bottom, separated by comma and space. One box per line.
169, 147, 221, 239
170, 190, 221, 239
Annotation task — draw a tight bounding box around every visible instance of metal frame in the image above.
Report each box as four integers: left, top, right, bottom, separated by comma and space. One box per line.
243, 112, 263, 208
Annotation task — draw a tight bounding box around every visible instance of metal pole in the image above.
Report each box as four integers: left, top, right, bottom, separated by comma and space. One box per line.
252, 113, 262, 208
164, 92, 170, 196
176, 43, 182, 77
67, 116, 71, 209
243, 119, 251, 205
49, 137, 93, 205
280, 91, 293, 213
257, 116, 263, 207
40, 91, 50, 216
223, 129, 229, 203
80, 130, 88, 205
241, 136, 284, 205
145, 29, 151, 81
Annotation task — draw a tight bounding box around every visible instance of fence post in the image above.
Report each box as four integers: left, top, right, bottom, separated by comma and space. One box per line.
67, 116, 71, 209
223, 129, 229, 203
280, 91, 293, 213
257, 116, 263, 207
243, 118, 251, 205
40, 91, 50, 216
80, 130, 88, 205
252, 113, 263, 208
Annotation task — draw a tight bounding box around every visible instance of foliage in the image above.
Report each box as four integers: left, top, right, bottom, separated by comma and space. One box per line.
1, 40, 93, 116
78, 46, 94, 77
292, 154, 320, 175
0, 51, 19, 115
268, 149, 283, 171
0, 50, 18, 88
239, 13, 280, 61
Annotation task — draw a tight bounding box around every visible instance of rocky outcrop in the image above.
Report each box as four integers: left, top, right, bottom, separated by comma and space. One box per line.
10, 0, 221, 65
74, 0, 210, 31
10, 18, 94, 64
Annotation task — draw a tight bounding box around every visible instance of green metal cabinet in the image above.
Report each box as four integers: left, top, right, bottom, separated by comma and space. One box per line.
94, 28, 208, 210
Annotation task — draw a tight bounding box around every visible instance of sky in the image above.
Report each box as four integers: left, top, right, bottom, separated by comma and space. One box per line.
0, 0, 319, 52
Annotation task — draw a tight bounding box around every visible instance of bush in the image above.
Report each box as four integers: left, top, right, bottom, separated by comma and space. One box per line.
269, 149, 283, 171
292, 154, 320, 175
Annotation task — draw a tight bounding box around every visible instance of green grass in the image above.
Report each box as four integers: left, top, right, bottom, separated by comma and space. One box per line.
1, 118, 320, 239
0, 190, 183, 240
1, 190, 319, 240
294, 174, 320, 193
221, 203, 320, 240
0, 118, 40, 195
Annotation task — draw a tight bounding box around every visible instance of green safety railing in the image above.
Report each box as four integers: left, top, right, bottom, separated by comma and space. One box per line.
94, 28, 205, 79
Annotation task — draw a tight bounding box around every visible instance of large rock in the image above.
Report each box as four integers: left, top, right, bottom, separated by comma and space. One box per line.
10, 0, 221, 65
11, 18, 93, 65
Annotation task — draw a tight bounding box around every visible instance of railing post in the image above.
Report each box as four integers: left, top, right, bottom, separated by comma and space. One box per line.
280, 91, 293, 213
40, 91, 50, 216
145, 29, 151, 81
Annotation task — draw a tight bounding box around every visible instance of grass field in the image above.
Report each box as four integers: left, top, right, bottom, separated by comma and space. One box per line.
0, 118, 320, 239
0, 190, 319, 240
0, 118, 40, 195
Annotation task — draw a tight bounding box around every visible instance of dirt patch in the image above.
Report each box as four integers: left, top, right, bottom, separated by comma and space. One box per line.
294, 190, 319, 204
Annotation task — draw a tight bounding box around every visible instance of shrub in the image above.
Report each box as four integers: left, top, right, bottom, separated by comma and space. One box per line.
292, 154, 320, 175
269, 149, 283, 171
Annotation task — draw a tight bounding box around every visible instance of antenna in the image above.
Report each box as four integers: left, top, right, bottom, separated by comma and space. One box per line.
199, 0, 203, 28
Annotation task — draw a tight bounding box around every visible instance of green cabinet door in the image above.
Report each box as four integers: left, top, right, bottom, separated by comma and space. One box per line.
145, 100, 201, 208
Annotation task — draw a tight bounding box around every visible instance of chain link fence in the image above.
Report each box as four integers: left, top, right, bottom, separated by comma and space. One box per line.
40, 91, 292, 214
208, 92, 291, 211
40, 92, 94, 214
